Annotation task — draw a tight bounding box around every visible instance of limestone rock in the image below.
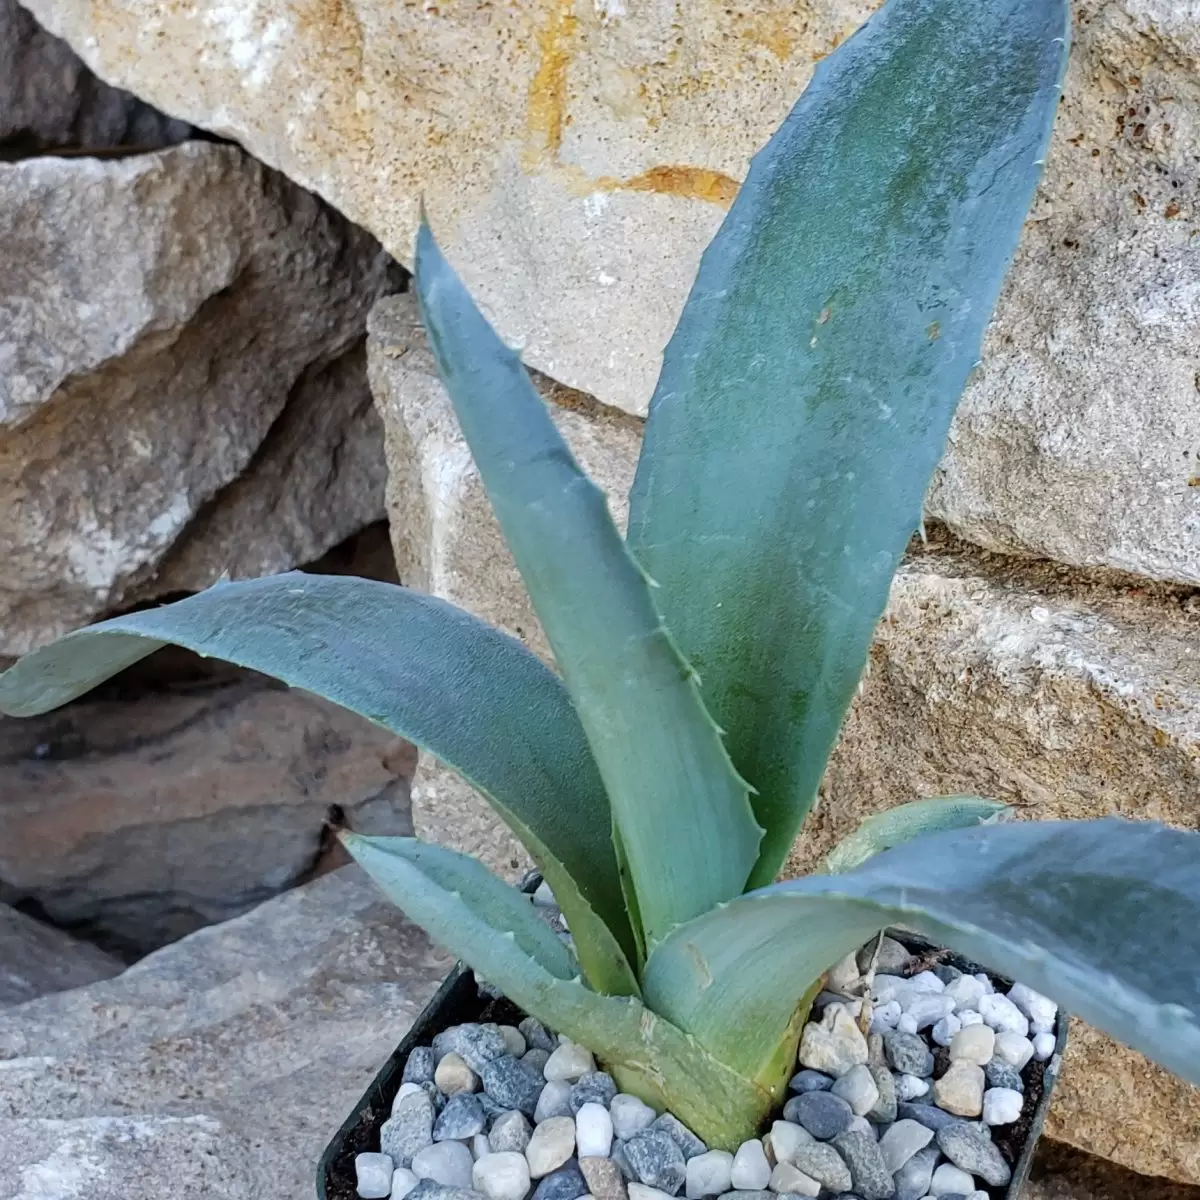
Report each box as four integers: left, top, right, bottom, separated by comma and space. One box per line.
0, 649, 414, 957
19, 0, 1200, 583
0, 866, 452, 1199
927, 3, 1200, 585
0, 139, 398, 655
367, 293, 640, 873
0, 0, 190, 152
0, 903, 122, 1005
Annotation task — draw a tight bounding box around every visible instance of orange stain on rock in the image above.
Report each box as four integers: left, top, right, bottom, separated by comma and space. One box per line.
611, 164, 740, 207
525, 0, 579, 162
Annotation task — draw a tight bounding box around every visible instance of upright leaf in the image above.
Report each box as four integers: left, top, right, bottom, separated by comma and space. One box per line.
0, 573, 637, 989
626, 0, 1070, 885
415, 224, 762, 947
642, 819, 1200, 1089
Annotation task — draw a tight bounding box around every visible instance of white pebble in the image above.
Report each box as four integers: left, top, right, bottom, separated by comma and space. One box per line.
434, 1052, 479, 1096
472, 1134, 491, 1161
930, 1162, 977, 1195
895, 1074, 930, 1101
575, 1102, 613, 1158
965, 1193, 990, 1200
534, 1081, 573, 1123
730, 1139, 771, 1190
525, 1116, 576, 1177
355, 1153, 395, 1199
945, 974, 986, 1011
544, 1042, 596, 1082
472, 1152, 531, 1200
974, 972, 995, 994
869, 1000, 902, 1033
769, 1162, 820, 1198
993, 1031, 1035, 1071
897, 1012, 919, 1035
392, 1082, 429, 1114
931, 1014, 961, 1046
390, 1167, 419, 1200
629, 1186, 675, 1200
909, 970, 946, 993
610, 1093, 657, 1139
978, 993, 1029, 1037
905, 994, 956, 1029
983, 1087, 1024, 1126
685, 1149, 734, 1198
532, 881, 557, 908
831, 1064, 879, 1116
412, 1141, 474, 1189
498, 1025, 527, 1057
949, 1024, 995, 1066
957, 1009, 985, 1027
1009, 983, 1058, 1034
766, 1120, 813, 1165
847, 1115, 874, 1137
1033, 1031, 1057, 1061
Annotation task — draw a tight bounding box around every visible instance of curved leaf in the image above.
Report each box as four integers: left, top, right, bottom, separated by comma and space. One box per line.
342, 831, 771, 1150
643, 819, 1200, 1088
823, 795, 1010, 874
341, 834, 579, 981
415, 223, 762, 948
626, 0, 1070, 886
0, 573, 637, 989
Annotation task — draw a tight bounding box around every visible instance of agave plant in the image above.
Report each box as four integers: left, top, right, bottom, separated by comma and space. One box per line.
4, 0, 1200, 1151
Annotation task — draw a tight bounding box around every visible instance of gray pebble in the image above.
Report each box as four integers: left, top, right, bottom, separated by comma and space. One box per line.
404, 1047, 437, 1085
934, 965, 963, 986
893, 1144, 939, 1200
984, 1060, 1024, 1093
570, 1072, 618, 1114
477, 1093, 508, 1124
650, 1113, 707, 1160
786, 1091, 854, 1140
481, 1055, 544, 1116
433, 1093, 485, 1141
624, 1129, 687, 1194
520, 1018, 559, 1052
488, 1110, 532, 1153
865, 1063, 897, 1124
791, 1142, 852, 1193
611, 1140, 636, 1182
883, 1033, 934, 1078
406, 1182, 488, 1200
788, 1069, 834, 1094
895, 1101, 958, 1133
937, 1121, 1012, 1187
434, 1024, 509, 1073
382, 1091, 435, 1168
532, 1162, 588, 1200
857, 936, 913, 975
523, 1048, 552, 1075
832, 1131, 895, 1200
718, 1192, 774, 1200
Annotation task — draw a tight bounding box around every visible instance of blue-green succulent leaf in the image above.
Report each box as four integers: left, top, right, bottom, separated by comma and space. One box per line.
643, 819, 1200, 1088
626, 0, 1070, 886
415, 223, 762, 949
0, 572, 637, 992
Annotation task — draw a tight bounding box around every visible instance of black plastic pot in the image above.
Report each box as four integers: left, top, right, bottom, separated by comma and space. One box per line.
318, 924, 1068, 1200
